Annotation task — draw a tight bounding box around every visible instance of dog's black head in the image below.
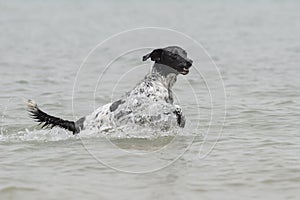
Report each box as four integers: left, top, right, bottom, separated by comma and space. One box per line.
143, 46, 193, 75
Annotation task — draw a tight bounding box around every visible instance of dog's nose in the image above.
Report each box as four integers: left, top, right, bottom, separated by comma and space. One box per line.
186, 61, 192, 68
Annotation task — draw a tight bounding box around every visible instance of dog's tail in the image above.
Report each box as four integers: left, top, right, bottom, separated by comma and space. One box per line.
26, 99, 79, 134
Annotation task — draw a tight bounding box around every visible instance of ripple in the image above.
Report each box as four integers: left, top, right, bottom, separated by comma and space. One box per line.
0, 185, 38, 192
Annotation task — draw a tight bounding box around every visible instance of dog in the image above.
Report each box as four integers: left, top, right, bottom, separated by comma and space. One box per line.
27, 46, 193, 134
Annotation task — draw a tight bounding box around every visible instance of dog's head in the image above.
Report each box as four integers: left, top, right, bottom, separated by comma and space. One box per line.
143, 46, 193, 75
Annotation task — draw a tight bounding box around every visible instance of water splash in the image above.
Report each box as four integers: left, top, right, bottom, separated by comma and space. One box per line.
0, 119, 194, 143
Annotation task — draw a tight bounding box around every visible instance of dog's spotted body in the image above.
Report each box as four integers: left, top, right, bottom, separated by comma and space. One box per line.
83, 71, 182, 132
27, 46, 193, 134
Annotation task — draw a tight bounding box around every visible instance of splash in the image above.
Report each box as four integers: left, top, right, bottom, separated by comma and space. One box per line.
0, 119, 193, 143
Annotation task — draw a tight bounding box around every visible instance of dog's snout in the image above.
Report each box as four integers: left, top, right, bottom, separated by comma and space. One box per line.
186, 60, 192, 68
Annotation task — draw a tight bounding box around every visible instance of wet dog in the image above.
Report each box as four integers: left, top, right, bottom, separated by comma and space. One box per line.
27, 46, 193, 134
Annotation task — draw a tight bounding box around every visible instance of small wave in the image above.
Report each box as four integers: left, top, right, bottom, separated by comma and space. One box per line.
0, 185, 38, 192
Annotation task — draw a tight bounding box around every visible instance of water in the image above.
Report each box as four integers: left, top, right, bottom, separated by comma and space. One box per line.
1, 0, 300, 199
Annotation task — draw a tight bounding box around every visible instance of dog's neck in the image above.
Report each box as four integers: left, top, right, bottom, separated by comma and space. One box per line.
151, 63, 178, 89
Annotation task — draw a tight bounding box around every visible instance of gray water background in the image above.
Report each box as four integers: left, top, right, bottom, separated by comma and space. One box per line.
0, 0, 300, 199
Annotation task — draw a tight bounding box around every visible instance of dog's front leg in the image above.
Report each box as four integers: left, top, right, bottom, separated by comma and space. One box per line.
173, 105, 186, 128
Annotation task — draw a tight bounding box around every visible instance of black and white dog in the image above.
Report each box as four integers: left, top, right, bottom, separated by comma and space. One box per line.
27, 46, 193, 134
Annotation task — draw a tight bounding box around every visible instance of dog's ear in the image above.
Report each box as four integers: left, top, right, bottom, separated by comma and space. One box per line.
142, 49, 163, 62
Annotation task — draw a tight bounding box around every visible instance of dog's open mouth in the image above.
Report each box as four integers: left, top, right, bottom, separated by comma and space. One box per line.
181, 67, 189, 75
